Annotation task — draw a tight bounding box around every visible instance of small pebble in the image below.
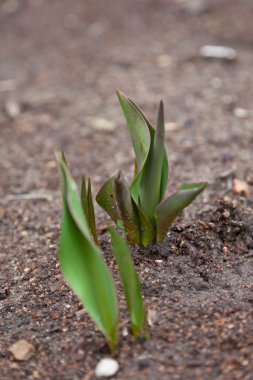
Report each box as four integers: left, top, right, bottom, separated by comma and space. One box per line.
182, 0, 208, 15
95, 358, 119, 378
233, 178, 251, 197
147, 309, 159, 327
156, 54, 172, 68
5, 99, 21, 119
122, 327, 128, 337
9, 339, 35, 361
223, 246, 229, 254
200, 45, 237, 61
233, 107, 248, 119
86, 117, 116, 131
222, 210, 230, 218
165, 122, 182, 132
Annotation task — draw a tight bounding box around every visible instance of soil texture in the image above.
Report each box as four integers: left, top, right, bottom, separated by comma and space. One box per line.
1, 1, 253, 379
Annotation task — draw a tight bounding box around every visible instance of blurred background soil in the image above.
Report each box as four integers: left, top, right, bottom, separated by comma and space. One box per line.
0, 1, 253, 379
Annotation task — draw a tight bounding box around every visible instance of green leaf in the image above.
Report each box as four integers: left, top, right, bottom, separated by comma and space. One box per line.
134, 204, 156, 247
156, 182, 207, 243
128, 98, 169, 201
56, 152, 118, 351
81, 176, 99, 245
117, 92, 151, 206
86, 177, 99, 245
139, 101, 166, 221
116, 93, 165, 245
81, 175, 89, 224
108, 227, 148, 338
96, 176, 122, 227
114, 172, 141, 245
117, 90, 150, 171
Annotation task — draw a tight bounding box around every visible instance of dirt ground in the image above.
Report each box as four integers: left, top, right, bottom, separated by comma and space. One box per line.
1, 0, 253, 379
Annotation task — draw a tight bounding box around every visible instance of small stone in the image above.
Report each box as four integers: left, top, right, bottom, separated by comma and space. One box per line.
222, 210, 230, 218
5, 99, 21, 119
95, 358, 119, 378
9, 340, 35, 361
122, 327, 128, 337
156, 54, 172, 68
147, 309, 159, 327
200, 45, 237, 61
198, 220, 208, 229
165, 122, 182, 132
223, 246, 229, 254
46, 160, 57, 169
233, 107, 248, 119
233, 178, 251, 197
87, 117, 116, 131
182, 0, 208, 15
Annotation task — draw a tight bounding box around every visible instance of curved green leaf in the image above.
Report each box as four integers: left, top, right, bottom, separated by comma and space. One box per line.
81, 175, 88, 219
139, 101, 166, 221
134, 204, 156, 247
117, 92, 166, 245
128, 98, 169, 201
156, 182, 207, 243
108, 227, 148, 338
117, 90, 150, 171
56, 152, 118, 351
96, 175, 122, 227
87, 178, 99, 244
81, 176, 99, 245
114, 172, 141, 245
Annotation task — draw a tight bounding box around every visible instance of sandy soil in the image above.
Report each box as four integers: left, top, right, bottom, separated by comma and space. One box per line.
1, 0, 253, 379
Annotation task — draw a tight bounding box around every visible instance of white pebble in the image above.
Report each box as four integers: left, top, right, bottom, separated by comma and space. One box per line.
200, 45, 237, 60
86, 116, 116, 131
95, 358, 119, 378
5, 99, 20, 119
233, 107, 248, 119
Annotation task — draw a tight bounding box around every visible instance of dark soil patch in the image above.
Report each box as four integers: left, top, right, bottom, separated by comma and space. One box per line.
1, 1, 253, 379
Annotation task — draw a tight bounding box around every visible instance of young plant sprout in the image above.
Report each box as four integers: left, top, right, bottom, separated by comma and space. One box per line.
96, 91, 207, 247
56, 91, 206, 350
56, 152, 147, 351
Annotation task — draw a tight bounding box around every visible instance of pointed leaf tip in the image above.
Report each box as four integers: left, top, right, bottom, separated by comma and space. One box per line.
156, 182, 207, 243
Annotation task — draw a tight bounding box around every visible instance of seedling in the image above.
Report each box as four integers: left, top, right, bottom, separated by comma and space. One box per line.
56, 91, 206, 349
56, 152, 147, 351
96, 91, 207, 246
